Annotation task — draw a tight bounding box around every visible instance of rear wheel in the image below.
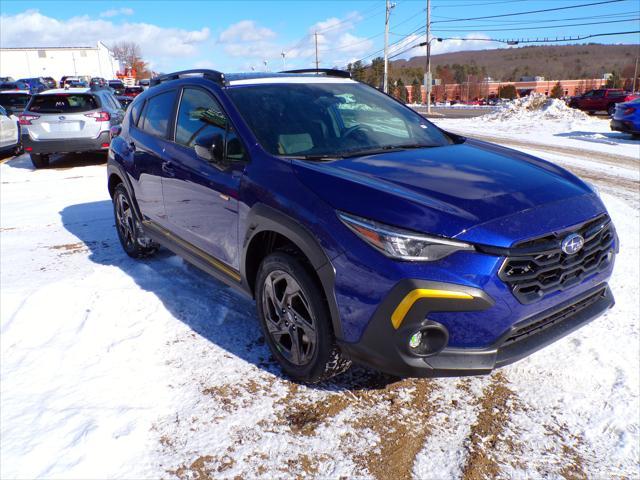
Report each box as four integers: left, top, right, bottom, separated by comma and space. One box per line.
113, 184, 157, 258
256, 252, 351, 383
30, 153, 49, 169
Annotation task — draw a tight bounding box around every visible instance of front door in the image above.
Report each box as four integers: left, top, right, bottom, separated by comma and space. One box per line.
162, 87, 247, 269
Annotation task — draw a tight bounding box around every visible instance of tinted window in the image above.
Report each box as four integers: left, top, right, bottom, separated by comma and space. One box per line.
0, 93, 30, 110
175, 88, 227, 147
28, 94, 98, 113
140, 91, 176, 137
130, 100, 143, 125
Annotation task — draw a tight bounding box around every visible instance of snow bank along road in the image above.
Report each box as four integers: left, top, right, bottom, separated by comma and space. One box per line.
1, 119, 639, 478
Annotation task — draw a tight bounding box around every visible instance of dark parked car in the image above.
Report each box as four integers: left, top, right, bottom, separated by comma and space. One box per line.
17, 78, 48, 94
123, 86, 143, 98
0, 81, 30, 91
42, 77, 57, 89
108, 80, 126, 95
107, 69, 617, 383
569, 89, 639, 116
115, 95, 133, 109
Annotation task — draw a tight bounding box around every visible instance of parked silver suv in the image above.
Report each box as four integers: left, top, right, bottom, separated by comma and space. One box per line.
20, 87, 124, 168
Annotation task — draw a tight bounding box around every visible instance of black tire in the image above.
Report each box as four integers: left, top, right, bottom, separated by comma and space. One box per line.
607, 104, 616, 117
256, 252, 351, 383
112, 184, 157, 258
30, 153, 49, 169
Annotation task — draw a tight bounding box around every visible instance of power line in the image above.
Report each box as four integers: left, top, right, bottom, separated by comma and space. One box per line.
432, 0, 527, 8
431, 11, 639, 25
432, 17, 640, 32
431, 0, 627, 24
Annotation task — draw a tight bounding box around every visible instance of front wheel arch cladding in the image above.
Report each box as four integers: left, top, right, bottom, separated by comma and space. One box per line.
242, 203, 344, 340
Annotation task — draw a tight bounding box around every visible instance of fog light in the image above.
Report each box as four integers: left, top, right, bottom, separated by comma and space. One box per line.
409, 331, 422, 349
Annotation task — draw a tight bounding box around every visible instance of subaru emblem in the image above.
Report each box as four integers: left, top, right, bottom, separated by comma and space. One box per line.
561, 233, 584, 255
59, 116, 65, 120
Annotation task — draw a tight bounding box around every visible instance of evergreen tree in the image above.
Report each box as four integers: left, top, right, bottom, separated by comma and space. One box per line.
411, 78, 421, 103
396, 79, 408, 103
498, 84, 517, 99
550, 81, 564, 99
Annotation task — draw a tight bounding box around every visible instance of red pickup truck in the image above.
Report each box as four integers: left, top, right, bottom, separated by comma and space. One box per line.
569, 89, 639, 116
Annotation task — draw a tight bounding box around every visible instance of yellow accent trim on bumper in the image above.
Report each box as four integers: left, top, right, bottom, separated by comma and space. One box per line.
391, 289, 474, 329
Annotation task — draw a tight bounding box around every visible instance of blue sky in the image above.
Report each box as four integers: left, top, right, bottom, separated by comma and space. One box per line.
1, 0, 638, 73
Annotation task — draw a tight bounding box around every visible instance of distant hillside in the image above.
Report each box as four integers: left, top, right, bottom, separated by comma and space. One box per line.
390, 44, 639, 82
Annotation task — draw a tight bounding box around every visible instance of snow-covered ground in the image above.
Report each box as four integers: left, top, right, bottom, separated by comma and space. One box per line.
1, 107, 639, 478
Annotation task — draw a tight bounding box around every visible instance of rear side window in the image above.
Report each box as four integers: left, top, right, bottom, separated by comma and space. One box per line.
139, 91, 176, 137
130, 100, 143, 125
28, 94, 99, 113
0, 94, 30, 109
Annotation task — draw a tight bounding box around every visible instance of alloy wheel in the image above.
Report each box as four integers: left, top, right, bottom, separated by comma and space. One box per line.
261, 270, 317, 366
115, 191, 136, 250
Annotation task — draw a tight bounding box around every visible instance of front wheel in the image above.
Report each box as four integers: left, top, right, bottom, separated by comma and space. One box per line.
113, 184, 157, 258
256, 252, 351, 383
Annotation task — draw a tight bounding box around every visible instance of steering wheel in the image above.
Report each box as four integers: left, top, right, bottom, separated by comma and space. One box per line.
342, 124, 374, 140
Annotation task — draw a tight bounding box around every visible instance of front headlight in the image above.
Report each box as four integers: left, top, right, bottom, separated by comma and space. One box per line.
338, 212, 474, 261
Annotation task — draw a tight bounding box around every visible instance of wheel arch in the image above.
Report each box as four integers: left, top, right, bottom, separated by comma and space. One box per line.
241, 203, 344, 340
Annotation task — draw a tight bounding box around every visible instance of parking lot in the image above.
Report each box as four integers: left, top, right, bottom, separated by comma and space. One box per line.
1, 105, 638, 478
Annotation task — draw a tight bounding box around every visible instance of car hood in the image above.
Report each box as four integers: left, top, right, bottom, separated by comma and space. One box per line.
292, 139, 606, 247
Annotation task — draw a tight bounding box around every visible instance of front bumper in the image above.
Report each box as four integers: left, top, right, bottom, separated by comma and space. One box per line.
339, 281, 614, 377
610, 119, 640, 135
22, 131, 111, 155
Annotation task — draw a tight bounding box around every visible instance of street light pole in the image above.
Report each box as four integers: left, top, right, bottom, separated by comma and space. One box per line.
314, 32, 319, 70
425, 0, 432, 113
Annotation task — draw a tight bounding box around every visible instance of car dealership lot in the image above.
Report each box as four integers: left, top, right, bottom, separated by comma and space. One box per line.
1, 117, 638, 478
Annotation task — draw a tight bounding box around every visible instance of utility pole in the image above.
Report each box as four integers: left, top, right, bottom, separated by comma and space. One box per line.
281, 51, 286, 70
633, 56, 638, 93
383, 0, 394, 93
425, 0, 432, 112
314, 32, 319, 70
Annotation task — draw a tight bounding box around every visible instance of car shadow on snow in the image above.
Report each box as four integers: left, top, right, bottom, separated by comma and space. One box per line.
60, 200, 397, 391
7, 152, 107, 170
554, 130, 639, 144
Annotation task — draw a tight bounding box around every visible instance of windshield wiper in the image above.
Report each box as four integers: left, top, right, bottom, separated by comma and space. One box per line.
340, 143, 436, 158
287, 154, 344, 161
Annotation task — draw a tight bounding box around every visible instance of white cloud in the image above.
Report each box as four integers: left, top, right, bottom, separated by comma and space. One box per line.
0, 10, 211, 70
219, 20, 276, 43
99, 7, 134, 18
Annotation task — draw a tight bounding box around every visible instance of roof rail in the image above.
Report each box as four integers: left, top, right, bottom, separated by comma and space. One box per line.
280, 68, 351, 79
150, 69, 225, 87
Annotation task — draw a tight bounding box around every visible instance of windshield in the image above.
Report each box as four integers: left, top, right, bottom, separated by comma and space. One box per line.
226, 82, 454, 158
28, 94, 98, 113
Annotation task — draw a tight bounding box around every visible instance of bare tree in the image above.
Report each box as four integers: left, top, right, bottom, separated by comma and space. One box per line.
110, 41, 150, 80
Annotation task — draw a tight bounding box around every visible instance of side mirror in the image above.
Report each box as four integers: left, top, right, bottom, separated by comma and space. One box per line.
110, 125, 122, 139
194, 132, 224, 164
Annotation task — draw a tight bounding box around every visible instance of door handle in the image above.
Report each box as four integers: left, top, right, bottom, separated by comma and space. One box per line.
162, 161, 176, 177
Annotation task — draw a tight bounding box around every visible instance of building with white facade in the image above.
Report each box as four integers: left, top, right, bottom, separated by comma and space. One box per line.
0, 42, 121, 81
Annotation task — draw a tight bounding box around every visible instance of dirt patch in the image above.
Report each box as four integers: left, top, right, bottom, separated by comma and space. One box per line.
461, 372, 518, 480
284, 393, 351, 436
545, 424, 588, 480
201, 376, 276, 414
48, 242, 88, 256
350, 378, 436, 480
169, 454, 235, 480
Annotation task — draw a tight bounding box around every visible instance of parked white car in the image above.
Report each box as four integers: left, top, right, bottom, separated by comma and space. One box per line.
0, 105, 20, 158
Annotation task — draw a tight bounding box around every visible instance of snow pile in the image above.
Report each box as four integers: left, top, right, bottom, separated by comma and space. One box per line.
484, 94, 591, 122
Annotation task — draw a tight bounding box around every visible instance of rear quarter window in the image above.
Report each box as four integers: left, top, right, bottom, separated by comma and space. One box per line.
28, 94, 99, 113
138, 90, 177, 137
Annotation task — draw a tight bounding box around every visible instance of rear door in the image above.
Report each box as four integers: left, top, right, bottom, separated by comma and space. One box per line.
128, 89, 178, 225
25, 92, 103, 140
162, 86, 247, 268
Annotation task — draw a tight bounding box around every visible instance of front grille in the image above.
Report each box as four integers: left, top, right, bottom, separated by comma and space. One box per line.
502, 287, 606, 346
499, 215, 615, 304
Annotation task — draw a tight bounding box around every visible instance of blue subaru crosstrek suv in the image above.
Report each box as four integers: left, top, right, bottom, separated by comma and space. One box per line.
107, 69, 617, 383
